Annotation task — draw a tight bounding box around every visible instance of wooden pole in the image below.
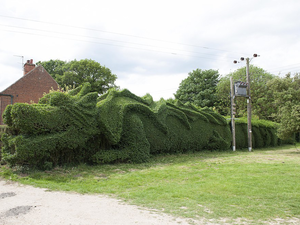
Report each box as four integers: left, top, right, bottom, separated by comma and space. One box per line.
230, 76, 236, 151
246, 58, 252, 151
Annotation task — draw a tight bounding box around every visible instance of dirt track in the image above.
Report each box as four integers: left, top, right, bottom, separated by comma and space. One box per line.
0, 180, 192, 225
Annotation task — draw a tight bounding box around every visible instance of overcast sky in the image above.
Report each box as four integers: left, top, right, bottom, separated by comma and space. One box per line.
1, 0, 300, 100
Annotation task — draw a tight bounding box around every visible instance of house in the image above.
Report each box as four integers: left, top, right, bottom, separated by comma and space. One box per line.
0, 59, 60, 125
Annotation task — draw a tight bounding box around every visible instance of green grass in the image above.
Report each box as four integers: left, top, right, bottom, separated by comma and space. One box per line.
1, 144, 300, 224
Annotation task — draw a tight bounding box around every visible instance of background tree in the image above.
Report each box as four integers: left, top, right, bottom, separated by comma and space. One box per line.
38, 59, 118, 95
174, 69, 219, 108
215, 65, 275, 120
37, 59, 66, 78
267, 73, 300, 139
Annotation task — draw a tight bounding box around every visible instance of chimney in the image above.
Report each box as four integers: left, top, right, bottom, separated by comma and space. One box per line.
23, 59, 35, 75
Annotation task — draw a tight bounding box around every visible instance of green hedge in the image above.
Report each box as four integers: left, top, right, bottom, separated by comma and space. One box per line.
1, 83, 231, 168
2, 83, 293, 169
0, 125, 7, 162
93, 89, 231, 164
1, 84, 99, 169
234, 118, 279, 149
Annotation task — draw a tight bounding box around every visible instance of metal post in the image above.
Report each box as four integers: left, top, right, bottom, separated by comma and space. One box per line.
230, 76, 236, 151
246, 58, 252, 151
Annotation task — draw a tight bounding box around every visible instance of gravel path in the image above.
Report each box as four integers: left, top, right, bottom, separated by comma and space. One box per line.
0, 180, 192, 225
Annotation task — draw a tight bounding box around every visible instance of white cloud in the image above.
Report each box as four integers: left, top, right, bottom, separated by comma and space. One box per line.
116, 72, 187, 100
1, 0, 300, 98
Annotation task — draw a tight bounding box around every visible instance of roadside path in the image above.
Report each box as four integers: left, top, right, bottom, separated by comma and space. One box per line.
2, 179, 298, 225
0, 180, 191, 225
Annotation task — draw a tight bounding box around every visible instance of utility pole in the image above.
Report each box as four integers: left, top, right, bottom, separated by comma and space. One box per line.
230, 76, 236, 151
233, 54, 259, 152
246, 57, 252, 152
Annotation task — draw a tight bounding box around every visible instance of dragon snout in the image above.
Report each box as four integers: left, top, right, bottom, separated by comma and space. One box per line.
5, 103, 67, 135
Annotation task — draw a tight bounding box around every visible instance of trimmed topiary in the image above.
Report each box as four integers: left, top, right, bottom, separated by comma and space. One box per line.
1, 83, 231, 168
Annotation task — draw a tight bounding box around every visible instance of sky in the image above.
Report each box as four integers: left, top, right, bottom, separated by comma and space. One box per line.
1, 0, 300, 100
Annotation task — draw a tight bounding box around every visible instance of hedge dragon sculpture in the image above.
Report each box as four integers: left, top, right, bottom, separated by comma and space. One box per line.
1, 83, 231, 168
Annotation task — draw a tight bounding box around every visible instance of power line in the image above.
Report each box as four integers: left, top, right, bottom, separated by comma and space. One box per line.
270, 63, 300, 70
268, 67, 300, 75
269, 66, 300, 74
261, 62, 300, 75
0, 14, 247, 55
0, 24, 235, 59
1, 29, 235, 62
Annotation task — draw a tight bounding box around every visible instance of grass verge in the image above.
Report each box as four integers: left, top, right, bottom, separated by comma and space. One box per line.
1, 144, 300, 223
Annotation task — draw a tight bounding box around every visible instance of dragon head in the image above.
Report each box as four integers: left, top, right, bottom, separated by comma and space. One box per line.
1, 83, 99, 169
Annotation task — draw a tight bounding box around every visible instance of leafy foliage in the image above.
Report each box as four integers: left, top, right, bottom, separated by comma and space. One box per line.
234, 118, 279, 149
216, 66, 300, 141
267, 73, 300, 139
1, 84, 99, 169
2, 78, 290, 169
93, 88, 232, 164
174, 69, 219, 108
37, 59, 118, 95
0, 125, 7, 162
1, 83, 232, 168
36, 59, 66, 77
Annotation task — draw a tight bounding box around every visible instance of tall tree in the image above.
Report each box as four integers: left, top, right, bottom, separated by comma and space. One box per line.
38, 59, 118, 95
37, 59, 67, 79
216, 65, 275, 120
267, 73, 300, 139
174, 69, 219, 108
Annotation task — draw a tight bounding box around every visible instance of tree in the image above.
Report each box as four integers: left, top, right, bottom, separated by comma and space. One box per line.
37, 59, 66, 78
174, 69, 219, 108
215, 65, 275, 120
38, 59, 118, 95
267, 73, 300, 139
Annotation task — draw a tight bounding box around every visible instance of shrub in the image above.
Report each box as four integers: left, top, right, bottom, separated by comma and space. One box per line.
234, 118, 279, 149
1, 83, 99, 169
2, 82, 288, 169
93, 89, 231, 164
2, 84, 232, 168
0, 125, 8, 162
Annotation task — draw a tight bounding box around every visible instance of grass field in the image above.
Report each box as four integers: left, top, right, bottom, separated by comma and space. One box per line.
1, 144, 300, 224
